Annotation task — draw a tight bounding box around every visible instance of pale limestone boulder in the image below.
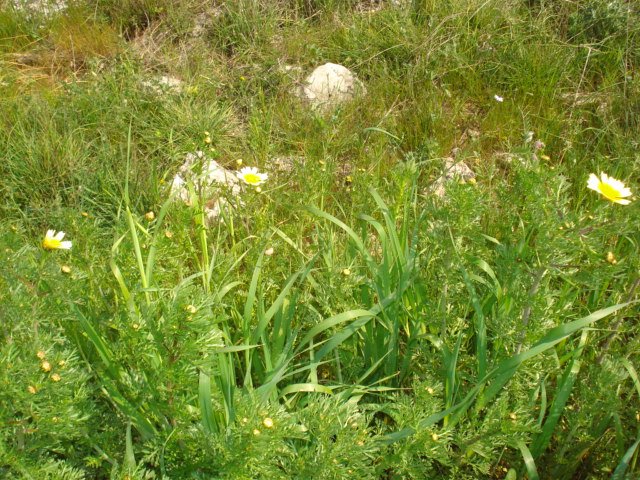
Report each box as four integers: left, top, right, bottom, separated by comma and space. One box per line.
170, 152, 241, 222
141, 75, 184, 95
429, 159, 476, 199
298, 63, 366, 110
12, 0, 66, 16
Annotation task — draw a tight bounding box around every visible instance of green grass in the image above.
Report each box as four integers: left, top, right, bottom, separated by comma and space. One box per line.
1, 0, 640, 478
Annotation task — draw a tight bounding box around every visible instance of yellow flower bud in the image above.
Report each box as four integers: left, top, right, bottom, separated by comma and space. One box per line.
263, 417, 274, 428
36, 350, 46, 360
41, 361, 52, 372
51, 373, 61, 382
61, 265, 72, 274
145, 211, 155, 221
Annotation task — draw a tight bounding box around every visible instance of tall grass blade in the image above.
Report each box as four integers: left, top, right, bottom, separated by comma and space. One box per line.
459, 262, 487, 378
530, 330, 588, 459
516, 440, 540, 480
612, 437, 640, 480
383, 302, 634, 442
124, 422, 135, 473
198, 370, 217, 435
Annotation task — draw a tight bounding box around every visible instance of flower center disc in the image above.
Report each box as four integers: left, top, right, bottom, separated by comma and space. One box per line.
599, 182, 620, 200
244, 173, 261, 184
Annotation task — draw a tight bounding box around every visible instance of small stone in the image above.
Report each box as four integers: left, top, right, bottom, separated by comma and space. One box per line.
11, 0, 67, 16
297, 63, 366, 111
169, 152, 243, 223
140, 76, 184, 95
428, 159, 476, 199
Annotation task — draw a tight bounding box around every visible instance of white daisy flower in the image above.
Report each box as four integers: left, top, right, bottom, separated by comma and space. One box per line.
237, 167, 268, 186
43, 230, 72, 250
587, 172, 632, 205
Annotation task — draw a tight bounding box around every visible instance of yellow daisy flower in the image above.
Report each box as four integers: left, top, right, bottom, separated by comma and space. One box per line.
43, 230, 72, 250
587, 173, 632, 205
237, 167, 268, 186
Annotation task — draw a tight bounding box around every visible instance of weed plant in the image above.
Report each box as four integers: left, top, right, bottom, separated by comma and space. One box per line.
1, 0, 639, 478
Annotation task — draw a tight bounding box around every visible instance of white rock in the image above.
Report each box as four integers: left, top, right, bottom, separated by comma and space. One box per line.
141, 76, 184, 95
271, 155, 305, 173
298, 63, 366, 110
12, 0, 66, 16
191, 8, 222, 38
170, 152, 242, 222
429, 159, 476, 199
